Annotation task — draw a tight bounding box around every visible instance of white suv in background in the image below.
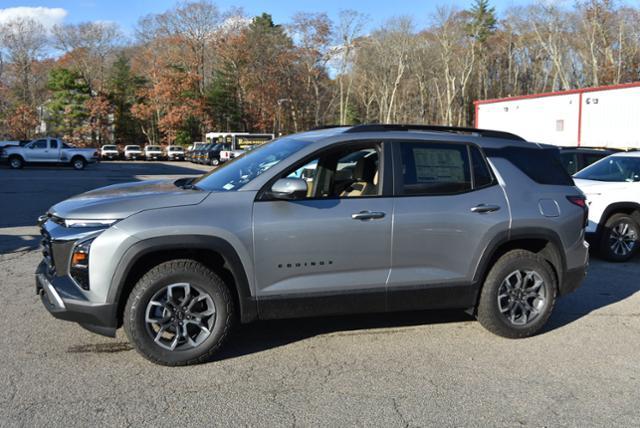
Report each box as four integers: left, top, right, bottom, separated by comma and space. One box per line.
166, 145, 185, 161
144, 145, 165, 161
573, 151, 640, 261
124, 145, 143, 160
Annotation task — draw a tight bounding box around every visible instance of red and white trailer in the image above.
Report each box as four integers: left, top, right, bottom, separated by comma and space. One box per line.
474, 82, 640, 149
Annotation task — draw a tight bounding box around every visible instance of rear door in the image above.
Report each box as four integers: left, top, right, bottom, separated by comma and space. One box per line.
387, 140, 510, 311
48, 139, 61, 161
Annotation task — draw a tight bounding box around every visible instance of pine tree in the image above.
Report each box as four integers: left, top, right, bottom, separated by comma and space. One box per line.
468, 0, 497, 43
206, 61, 244, 132
46, 68, 91, 143
108, 54, 145, 144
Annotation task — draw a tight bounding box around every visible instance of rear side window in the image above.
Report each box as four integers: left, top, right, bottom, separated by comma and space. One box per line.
560, 152, 578, 175
487, 147, 574, 186
583, 153, 606, 168
399, 142, 471, 195
470, 146, 494, 188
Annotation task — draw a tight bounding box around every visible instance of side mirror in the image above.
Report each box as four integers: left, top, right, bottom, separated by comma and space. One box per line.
268, 178, 308, 200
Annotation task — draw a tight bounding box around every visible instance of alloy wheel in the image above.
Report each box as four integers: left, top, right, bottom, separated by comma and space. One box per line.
497, 270, 548, 326
608, 221, 638, 257
145, 283, 216, 351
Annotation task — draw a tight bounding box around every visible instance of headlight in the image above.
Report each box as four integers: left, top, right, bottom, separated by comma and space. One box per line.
64, 219, 119, 228
70, 238, 94, 290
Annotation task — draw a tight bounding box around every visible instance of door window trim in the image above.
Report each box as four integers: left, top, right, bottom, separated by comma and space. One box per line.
256, 140, 393, 201
390, 139, 497, 197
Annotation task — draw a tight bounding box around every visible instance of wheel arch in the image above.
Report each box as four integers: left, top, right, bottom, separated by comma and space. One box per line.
471, 229, 567, 311
109, 235, 257, 328
595, 202, 640, 237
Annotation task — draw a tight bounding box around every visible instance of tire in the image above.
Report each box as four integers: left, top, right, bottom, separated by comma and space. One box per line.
8, 156, 23, 169
124, 259, 235, 366
211, 158, 219, 166
477, 250, 557, 339
71, 157, 86, 170
598, 213, 639, 262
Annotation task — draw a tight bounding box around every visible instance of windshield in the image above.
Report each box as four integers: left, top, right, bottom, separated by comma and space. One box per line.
574, 156, 640, 182
102, 145, 117, 150
193, 138, 311, 191
126, 146, 141, 150
147, 146, 161, 151
170, 147, 183, 152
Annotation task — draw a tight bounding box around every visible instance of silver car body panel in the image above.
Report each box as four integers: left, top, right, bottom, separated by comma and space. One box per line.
36, 126, 589, 331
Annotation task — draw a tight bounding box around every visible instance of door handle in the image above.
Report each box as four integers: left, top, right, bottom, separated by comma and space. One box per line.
352, 211, 386, 220
471, 204, 501, 213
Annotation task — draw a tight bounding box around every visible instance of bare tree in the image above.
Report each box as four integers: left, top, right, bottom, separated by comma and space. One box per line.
0, 17, 48, 104
333, 10, 366, 125
289, 12, 333, 126
52, 22, 121, 93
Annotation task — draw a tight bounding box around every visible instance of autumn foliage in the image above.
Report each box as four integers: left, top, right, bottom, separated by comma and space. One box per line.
1, 0, 640, 145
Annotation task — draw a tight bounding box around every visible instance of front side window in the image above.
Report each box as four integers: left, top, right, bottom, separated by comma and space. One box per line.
49, 140, 58, 149
574, 156, 640, 182
399, 142, 471, 195
193, 137, 312, 192
282, 144, 381, 199
31, 140, 47, 149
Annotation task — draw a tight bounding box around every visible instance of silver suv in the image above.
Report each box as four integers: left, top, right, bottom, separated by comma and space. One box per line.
36, 125, 589, 365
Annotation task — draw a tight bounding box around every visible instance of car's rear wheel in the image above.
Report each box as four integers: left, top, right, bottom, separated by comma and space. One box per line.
477, 250, 557, 338
210, 158, 219, 166
8, 156, 23, 169
124, 259, 235, 366
599, 213, 639, 262
71, 157, 86, 170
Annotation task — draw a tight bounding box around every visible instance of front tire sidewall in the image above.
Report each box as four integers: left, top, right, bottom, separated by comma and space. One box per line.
477, 251, 557, 339
124, 262, 232, 365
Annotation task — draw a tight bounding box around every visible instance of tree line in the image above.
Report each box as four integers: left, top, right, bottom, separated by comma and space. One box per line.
0, 0, 638, 146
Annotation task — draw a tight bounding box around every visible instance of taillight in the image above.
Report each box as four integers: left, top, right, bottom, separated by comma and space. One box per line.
567, 195, 588, 227
567, 195, 586, 208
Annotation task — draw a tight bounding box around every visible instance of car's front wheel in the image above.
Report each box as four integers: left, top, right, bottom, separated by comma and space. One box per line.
599, 213, 639, 262
477, 250, 557, 338
124, 259, 235, 366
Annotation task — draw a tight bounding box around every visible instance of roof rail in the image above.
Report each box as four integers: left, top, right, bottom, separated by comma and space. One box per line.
343, 124, 526, 141
309, 124, 346, 131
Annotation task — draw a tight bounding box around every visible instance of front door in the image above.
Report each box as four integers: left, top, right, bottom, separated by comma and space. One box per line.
387, 140, 510, 311
25, 139, 49, 162
252, 142, 392, 318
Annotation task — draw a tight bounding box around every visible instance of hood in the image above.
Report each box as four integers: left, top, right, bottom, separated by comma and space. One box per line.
49, 179, 209, 220
573, 178, 629, 195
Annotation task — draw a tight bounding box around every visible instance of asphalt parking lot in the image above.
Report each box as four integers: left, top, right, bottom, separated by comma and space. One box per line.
0, 161, 639, 426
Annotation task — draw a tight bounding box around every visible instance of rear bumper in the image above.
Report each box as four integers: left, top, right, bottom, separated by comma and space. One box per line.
36, 262, 117, 337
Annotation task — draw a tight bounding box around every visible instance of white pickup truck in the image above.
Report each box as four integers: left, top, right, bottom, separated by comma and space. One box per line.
1, 137, 99, 170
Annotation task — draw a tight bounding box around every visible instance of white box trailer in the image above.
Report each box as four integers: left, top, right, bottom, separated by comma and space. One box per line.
474, 82, 640, 149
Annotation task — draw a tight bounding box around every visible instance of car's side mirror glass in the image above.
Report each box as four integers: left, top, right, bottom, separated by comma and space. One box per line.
268, 178, 308, 200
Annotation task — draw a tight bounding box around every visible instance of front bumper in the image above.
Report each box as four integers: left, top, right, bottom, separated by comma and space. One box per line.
36, 262, 117, 337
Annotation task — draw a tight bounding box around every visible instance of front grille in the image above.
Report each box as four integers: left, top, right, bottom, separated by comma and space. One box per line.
40, 228, 56, 276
